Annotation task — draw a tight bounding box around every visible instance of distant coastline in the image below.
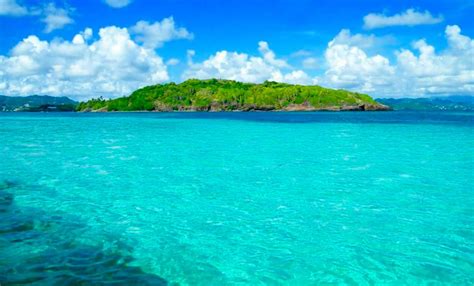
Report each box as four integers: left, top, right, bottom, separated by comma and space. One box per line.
377, 97, 474, 111
0, 95, 77, 112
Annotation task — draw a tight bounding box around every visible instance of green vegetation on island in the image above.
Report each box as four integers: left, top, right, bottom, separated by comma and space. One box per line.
77, 79, 389, 112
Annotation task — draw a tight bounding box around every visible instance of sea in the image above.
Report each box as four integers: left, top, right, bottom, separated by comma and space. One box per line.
1, 111, 473, 285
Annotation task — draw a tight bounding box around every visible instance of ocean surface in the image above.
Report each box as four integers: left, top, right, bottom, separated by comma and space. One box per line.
1, 111, 473, 285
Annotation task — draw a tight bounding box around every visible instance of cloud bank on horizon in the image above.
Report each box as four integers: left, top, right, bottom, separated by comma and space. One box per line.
0, 0, 472, 99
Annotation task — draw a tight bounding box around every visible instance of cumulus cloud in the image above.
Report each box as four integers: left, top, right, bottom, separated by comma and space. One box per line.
130, 17, 193, 49
183, 42, 311, 84
394, 25, 474, 96
363, 8, 443, 30
272, 70, 312, 85
330, 29, 397, 50
41, 3, 73, 33
0, 26, 172, 99
257, 41, 288, 68
318, 25, 474, 97
319, 31, 395, 93
0, 0, 27, 16
104, 0, 132, 8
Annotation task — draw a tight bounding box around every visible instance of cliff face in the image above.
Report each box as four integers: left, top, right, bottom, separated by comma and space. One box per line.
281, 103, 390, 111
78, 79, 390, 112
143, 101, 389, 112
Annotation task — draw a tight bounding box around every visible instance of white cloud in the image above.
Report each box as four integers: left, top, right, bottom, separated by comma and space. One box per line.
0, 1, 74, 32
130, 17, 193, 49
257, 41, 288, 68
291, 50, 312, 58
330, 29, 396, 50
183, 41, 311, 84
394, 25, 474, 96
186, 49, 196, 65
184, 26, 473, 97
363, 8, 443, 30
318, 25, 474, 97
104, 0, 132, 8
0, 0, 27, 16
166, 58, 180, 66
272, 70, 312, 85
292, 50, 320, 70
319, 32, 395, 94
0, 26, 171, 99
301, 57, 319, 69
41, 3, 73, 33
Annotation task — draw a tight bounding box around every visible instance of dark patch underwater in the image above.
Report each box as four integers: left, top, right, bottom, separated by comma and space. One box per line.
0, 180, 168, 286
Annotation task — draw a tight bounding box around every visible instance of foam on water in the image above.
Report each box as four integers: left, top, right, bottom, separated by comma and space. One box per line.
1, 112, 473, 285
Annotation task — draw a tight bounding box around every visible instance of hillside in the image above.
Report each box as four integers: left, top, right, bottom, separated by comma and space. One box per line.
378, 97, 474, 111
0, 95, 77, 112
77, 79, 389, 112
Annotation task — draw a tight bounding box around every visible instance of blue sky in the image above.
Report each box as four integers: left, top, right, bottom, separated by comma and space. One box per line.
0, 0, 473, 99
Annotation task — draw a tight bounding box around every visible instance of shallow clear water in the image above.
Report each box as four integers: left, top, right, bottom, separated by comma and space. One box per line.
1, 111, 473, 285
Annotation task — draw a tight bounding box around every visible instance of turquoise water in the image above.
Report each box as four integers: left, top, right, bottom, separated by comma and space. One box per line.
1, 112, 473, 285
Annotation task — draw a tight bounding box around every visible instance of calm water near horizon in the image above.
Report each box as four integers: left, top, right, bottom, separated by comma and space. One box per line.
1, 111, 473, 285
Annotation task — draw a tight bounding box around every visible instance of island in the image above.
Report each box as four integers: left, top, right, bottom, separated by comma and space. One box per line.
0, 95, 77, 112
377, 96, 474, 111
77, 79, 390, 112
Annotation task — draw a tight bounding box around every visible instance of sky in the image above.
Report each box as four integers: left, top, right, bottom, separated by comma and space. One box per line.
0, 0, 473, 99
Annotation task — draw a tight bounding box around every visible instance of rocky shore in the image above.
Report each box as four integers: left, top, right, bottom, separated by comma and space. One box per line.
84, 102, 390, 112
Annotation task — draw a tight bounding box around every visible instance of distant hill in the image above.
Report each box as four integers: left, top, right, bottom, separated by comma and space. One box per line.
377, 96, 474, 111
77, 79, 389, 112
0, 95, 78, 112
